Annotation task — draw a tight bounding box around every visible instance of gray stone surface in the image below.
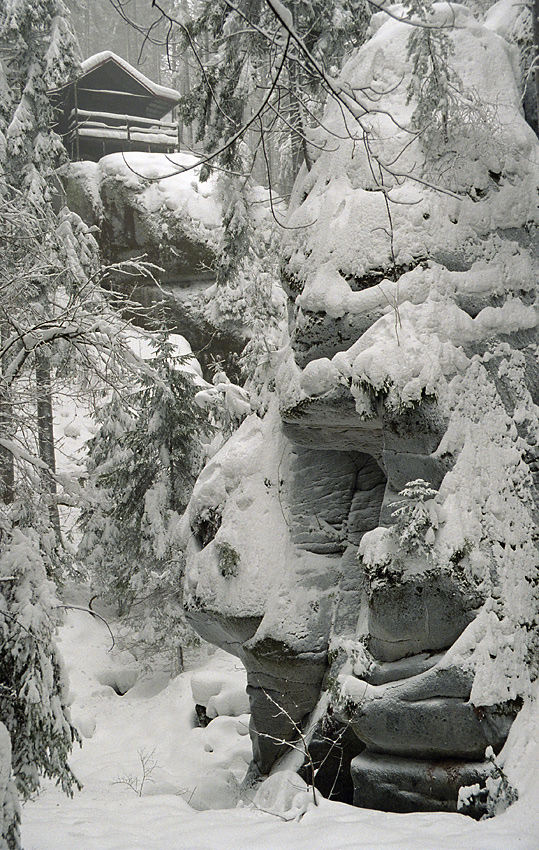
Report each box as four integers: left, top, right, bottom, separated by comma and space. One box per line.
366, 572, 481, 662
351, 751, 489, 814
287, 448, 386, 553
98, 173, 217, 281
185, 608, 262, 660
330, 545, 369, 637
381, 400, 447, 456
246, 672, 323, 773
381, 449, 450, 494
345, 664, 515, 759
281, 392, 384, 457
289, 306, 387, 369
186, 607, 329, 775
365, 652, 443, 685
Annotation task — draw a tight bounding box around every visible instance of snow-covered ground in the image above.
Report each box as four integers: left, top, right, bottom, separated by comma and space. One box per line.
21, 596, 539, 850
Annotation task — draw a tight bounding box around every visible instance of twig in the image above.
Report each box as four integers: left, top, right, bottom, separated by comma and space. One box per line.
55, 604, 116, 652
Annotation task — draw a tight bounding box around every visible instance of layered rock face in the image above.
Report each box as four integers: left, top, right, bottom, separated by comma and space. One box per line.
181, 409, 386, 777
182, 3, 539, 814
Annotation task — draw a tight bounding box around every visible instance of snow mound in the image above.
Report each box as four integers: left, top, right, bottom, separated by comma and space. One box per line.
191, 669, 249, 719
98, 152, 222, 231
253, 770, 318, 819
21, 609, 539, 848
187, 768, 241, 811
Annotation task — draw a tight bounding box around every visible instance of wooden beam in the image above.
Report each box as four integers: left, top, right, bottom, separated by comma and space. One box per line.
69, 108, 176, 130
76, 87, 156, 100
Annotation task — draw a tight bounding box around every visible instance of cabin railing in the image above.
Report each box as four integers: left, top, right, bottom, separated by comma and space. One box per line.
68, 107, 180, 155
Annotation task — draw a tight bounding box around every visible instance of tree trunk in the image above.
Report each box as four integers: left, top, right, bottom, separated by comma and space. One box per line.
288, 55, 305, 190
534, 0, 539, 134
0, 326, 14, 504
35, 349, 62, 544
84, 1, 90, 58
286, 5, 310, 195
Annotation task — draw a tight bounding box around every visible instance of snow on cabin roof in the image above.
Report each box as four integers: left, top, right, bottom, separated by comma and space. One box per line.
79, 51, 180, 103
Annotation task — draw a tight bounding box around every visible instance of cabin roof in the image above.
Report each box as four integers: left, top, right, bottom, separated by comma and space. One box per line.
51, 50, 180, 120
79, 51, 180, 104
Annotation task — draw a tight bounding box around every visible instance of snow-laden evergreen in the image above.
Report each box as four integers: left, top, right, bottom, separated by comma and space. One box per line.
77, 336, 208, 670
0, 0, 79, 199
0, 530, 80, 798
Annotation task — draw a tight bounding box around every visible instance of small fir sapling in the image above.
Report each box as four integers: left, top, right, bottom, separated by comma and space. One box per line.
117, 553, 200, 677
358, 480, 440, 587
390, 479, 439, 554
194, 365, 253, 442
458, 746, 518, 818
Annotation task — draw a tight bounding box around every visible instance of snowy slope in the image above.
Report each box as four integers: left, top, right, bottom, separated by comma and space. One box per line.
20, 603, 539, 850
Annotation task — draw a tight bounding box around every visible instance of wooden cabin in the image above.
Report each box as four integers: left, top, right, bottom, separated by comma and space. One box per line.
51, 51, 181, 161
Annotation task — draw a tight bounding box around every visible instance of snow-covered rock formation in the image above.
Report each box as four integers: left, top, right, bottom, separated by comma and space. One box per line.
182, 3, 539, 814
60, 152, 246, 375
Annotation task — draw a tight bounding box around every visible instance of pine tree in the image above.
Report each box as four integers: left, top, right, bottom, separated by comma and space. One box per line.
78, 339, 207, 646
0, 4, 90, 840
0, 529, 81, 799
0, 0, 81, 538
0, 0, 79, 198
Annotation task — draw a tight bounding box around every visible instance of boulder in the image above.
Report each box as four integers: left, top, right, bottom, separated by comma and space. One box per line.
341, 662, 515, 759
366, 571, 481, 662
